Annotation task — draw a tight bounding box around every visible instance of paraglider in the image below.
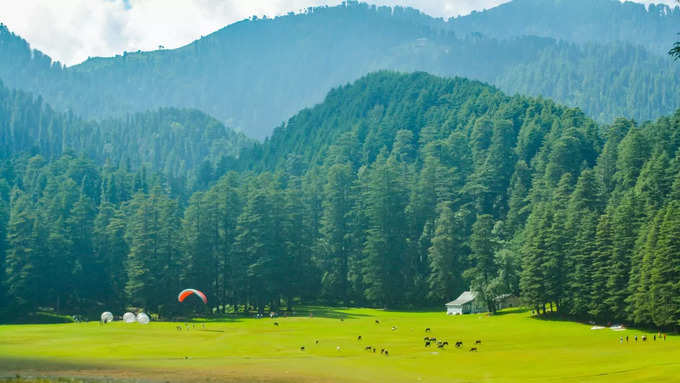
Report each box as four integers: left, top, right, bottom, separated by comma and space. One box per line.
123, 312, 136, 323
178, 289, 207, 304
100, 311, 114, 323
136, 312, 150, 324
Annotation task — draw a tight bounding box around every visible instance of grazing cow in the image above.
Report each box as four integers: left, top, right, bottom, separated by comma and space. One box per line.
274, 322, 279, 326
642, 336, 647, 342
315, 340, 319, 344
365, 346, 372, 351
375, 320, 380, 324
437, 343, 445, 349
469, 347, 478, 352
384, 350, 389, 356
425, 341, 431, 347
455, 341, 463, 348
475, 340, 482, 345
372, 348, 376, 353
300, 346, 305, 351
423, 337, 430, 341
380, 348, 384, 354
425, 328, 431, 333
357, 335, 362, 341
443, 341, 449, 346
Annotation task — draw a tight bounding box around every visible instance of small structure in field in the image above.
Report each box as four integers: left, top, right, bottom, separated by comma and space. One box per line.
445, 291, 486, 315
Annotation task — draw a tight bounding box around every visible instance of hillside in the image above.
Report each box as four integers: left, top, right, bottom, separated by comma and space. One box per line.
450, 0, 680, 54
1, 1, 679, 139
2, 70, 680, 329
0, 81, 252, 191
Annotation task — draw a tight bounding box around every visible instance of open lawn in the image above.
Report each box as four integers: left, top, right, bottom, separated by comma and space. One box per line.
1, 308, 678, 382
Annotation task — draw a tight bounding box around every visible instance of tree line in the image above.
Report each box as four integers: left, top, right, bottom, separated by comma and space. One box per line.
1, 72, 680, 331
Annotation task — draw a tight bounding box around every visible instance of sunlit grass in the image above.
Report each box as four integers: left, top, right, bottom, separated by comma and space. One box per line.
1, 308, 678, 382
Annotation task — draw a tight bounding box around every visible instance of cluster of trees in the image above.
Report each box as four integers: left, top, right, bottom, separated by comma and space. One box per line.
1, 71, 680, 330
0, 81, 251, 197
1, 0, 679, 139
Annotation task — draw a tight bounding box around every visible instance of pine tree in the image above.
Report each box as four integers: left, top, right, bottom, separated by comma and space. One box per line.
361, 152, 408, 307
649, 201, 680, 330
427, 202, 465, 303
466, 214, 500, 313
318, 163, 353, 303
589, 211, 613, 321
4, 189, 42, 312
605, 192, 641, 321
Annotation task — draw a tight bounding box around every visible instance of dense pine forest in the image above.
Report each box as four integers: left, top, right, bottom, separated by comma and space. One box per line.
2, 71, 680, 331
1, 0, 679, 139
0, 82, 252, 197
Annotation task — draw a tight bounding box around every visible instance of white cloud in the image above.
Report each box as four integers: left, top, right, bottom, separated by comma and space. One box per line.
0, 0, 676, 66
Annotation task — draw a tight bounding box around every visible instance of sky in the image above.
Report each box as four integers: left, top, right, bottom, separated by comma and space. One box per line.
0, 0, 676, 66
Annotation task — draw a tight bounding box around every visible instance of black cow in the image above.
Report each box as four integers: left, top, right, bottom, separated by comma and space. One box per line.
475, 340, 482, 345
425, 328, 431, 333
315, 340, 319, 344
384, 350, 389, 356
375, 320, 380, 324
469, 347, 478, 352
425, 341, 431, 347
455, 341, 463, 348
300, 346, 305, 351
274, 322, 279, 326
365, 346, 372, 351
357, 335, 362, 341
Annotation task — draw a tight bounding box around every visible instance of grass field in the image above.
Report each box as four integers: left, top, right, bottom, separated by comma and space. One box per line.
1, 307, 678, 383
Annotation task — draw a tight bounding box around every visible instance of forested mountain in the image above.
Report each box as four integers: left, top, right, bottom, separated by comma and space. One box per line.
4, 71, 679, 330
1, 0, 679, 139
0, 81, 251, 194
450, 0, 680, 55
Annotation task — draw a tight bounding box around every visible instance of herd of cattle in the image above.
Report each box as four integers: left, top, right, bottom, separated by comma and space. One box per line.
294, 320, 484, 355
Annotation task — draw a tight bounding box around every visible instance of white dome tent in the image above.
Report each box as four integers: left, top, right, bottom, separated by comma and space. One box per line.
100, 311, 114, 323
136, 312, 150, 324
123, 312, 136, 323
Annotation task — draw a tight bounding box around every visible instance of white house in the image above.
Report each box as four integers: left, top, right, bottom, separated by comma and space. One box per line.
445, 291, 487, 315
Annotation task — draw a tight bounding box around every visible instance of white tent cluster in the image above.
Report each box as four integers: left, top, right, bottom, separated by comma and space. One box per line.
101, 311, 151, 325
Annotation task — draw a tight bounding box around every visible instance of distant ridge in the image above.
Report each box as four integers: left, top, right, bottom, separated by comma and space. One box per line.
0, 0, 679, 139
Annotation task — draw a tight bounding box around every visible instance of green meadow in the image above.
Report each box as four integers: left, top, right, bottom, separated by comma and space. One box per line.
1, 308, 678, 383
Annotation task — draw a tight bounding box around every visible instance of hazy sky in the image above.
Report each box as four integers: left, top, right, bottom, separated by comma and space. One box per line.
0, 0, 676, 66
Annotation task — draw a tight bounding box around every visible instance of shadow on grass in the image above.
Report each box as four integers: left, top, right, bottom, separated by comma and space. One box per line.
188, 306, 372, 322
492, 307, 530, 316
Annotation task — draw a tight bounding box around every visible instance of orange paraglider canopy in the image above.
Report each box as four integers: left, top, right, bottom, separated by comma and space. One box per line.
178, 288, 207, 304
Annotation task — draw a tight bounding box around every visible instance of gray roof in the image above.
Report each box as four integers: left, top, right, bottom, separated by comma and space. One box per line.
445, 291, 477, 306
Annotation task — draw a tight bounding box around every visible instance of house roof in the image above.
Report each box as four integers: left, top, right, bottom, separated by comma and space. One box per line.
445, 291, 477, 306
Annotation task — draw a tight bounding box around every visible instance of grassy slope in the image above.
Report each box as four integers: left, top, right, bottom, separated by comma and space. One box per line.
0, 308, 678, 383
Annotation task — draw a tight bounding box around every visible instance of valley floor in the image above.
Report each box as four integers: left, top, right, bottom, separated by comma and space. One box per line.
1, 308, 678, 382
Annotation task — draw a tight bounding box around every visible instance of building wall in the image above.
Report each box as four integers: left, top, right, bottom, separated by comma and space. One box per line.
447, 306, 463, 315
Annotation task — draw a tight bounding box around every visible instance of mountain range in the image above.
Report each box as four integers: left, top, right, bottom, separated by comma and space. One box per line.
1, 0, 679, 139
